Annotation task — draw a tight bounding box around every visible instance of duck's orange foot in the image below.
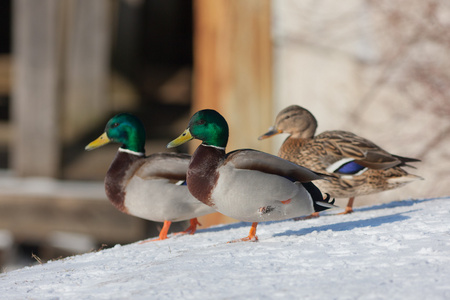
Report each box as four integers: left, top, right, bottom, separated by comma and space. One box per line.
174, 218, 202, 236
293, 212, 320, 221
227, 222, 258, 243
139, 220, 172, 244
338, 207, 354, 215
139, 236, 168, 244
338, 197, 355, 215
227, 235, 259, 243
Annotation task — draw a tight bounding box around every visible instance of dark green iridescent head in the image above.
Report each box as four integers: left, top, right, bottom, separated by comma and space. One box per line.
103, 113, 146, 153
189, 109, 229, 147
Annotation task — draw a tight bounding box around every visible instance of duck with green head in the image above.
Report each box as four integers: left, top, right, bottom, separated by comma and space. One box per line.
85, 113, 215, 241
259, 105, 422, 215
167, 109, 334, 242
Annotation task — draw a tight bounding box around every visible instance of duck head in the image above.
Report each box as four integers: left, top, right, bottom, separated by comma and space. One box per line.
85, 113, 146, 154
167, 109, 229, 148
259, 105, 318, 140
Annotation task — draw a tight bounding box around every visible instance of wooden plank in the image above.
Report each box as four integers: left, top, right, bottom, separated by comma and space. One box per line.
193, 0, 273, 227
0, 194, 146, 245
62, 0, 112, 142
11, 0, 63, 177
11, 0, 112, 176
193, 0, 273, 152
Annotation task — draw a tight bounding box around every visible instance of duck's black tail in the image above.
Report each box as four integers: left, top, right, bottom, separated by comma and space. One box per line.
393, 154, 421, 169
302, 182, 336, 212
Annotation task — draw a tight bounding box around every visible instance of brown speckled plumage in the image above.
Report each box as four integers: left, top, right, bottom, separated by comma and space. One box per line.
260, 105, 422, 213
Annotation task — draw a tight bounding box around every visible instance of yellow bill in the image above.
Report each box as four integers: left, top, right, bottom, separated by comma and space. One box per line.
167, 129, 193, 148
85, 132, 111, 150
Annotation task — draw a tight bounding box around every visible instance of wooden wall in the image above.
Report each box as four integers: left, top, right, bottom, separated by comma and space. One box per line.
193, 0, 273, 153
11, 0, 111, 177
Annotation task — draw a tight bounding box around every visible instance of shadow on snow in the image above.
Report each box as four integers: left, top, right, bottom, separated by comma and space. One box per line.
197, 197, 446, 237
345, 197, 442, 213
199, 210, 414, 237
273, 211, 413, 238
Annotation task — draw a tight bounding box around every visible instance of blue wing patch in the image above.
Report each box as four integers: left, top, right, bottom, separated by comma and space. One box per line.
335, 161, 365, 174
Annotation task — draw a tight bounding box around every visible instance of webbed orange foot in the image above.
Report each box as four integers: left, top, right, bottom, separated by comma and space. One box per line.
338, 197, 355, 215
139, 220, 172, 244
227, 222, 259, 243
174, 218, 202, 236
293, 212, 320, 221
338, 207, 354, 215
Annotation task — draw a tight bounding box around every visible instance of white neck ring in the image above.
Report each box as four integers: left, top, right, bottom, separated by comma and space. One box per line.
119, 147, 145, 157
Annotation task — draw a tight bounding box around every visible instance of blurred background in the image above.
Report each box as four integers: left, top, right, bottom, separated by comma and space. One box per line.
0, 0, 448, 271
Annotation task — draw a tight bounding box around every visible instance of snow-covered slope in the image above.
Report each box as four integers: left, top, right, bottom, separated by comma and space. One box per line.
1, 197, 449, 299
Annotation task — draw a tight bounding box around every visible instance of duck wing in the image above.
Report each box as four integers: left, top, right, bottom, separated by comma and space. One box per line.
317, 131, 418, 171
136, 152, 191, 181
225, 149, 322, 182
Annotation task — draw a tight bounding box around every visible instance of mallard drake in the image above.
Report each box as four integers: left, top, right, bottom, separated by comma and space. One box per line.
85, 113, 215, 241
259, 105, 422, 215
167, 109, 335, 242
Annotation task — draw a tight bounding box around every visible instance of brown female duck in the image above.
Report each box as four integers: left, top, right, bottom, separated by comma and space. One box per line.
259, 105, 422, 215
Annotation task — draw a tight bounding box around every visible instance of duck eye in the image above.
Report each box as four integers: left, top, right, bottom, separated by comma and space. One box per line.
111, 123, 119, 128
281, 115, 290, 122
197, 120, 206, 125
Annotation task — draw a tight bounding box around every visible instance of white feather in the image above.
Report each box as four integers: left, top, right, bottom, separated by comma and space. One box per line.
211, 164, 314, 222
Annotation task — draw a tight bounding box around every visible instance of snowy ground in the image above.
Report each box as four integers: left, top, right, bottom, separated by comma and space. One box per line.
0, 197, 449, 299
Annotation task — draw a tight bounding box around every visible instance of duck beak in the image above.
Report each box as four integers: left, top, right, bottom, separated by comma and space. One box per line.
167, 129, 193, 148
85, 132, 111, 150
258, 127, 282, 140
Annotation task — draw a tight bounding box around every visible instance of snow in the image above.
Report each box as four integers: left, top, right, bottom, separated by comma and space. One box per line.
1, 197, 449, 299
